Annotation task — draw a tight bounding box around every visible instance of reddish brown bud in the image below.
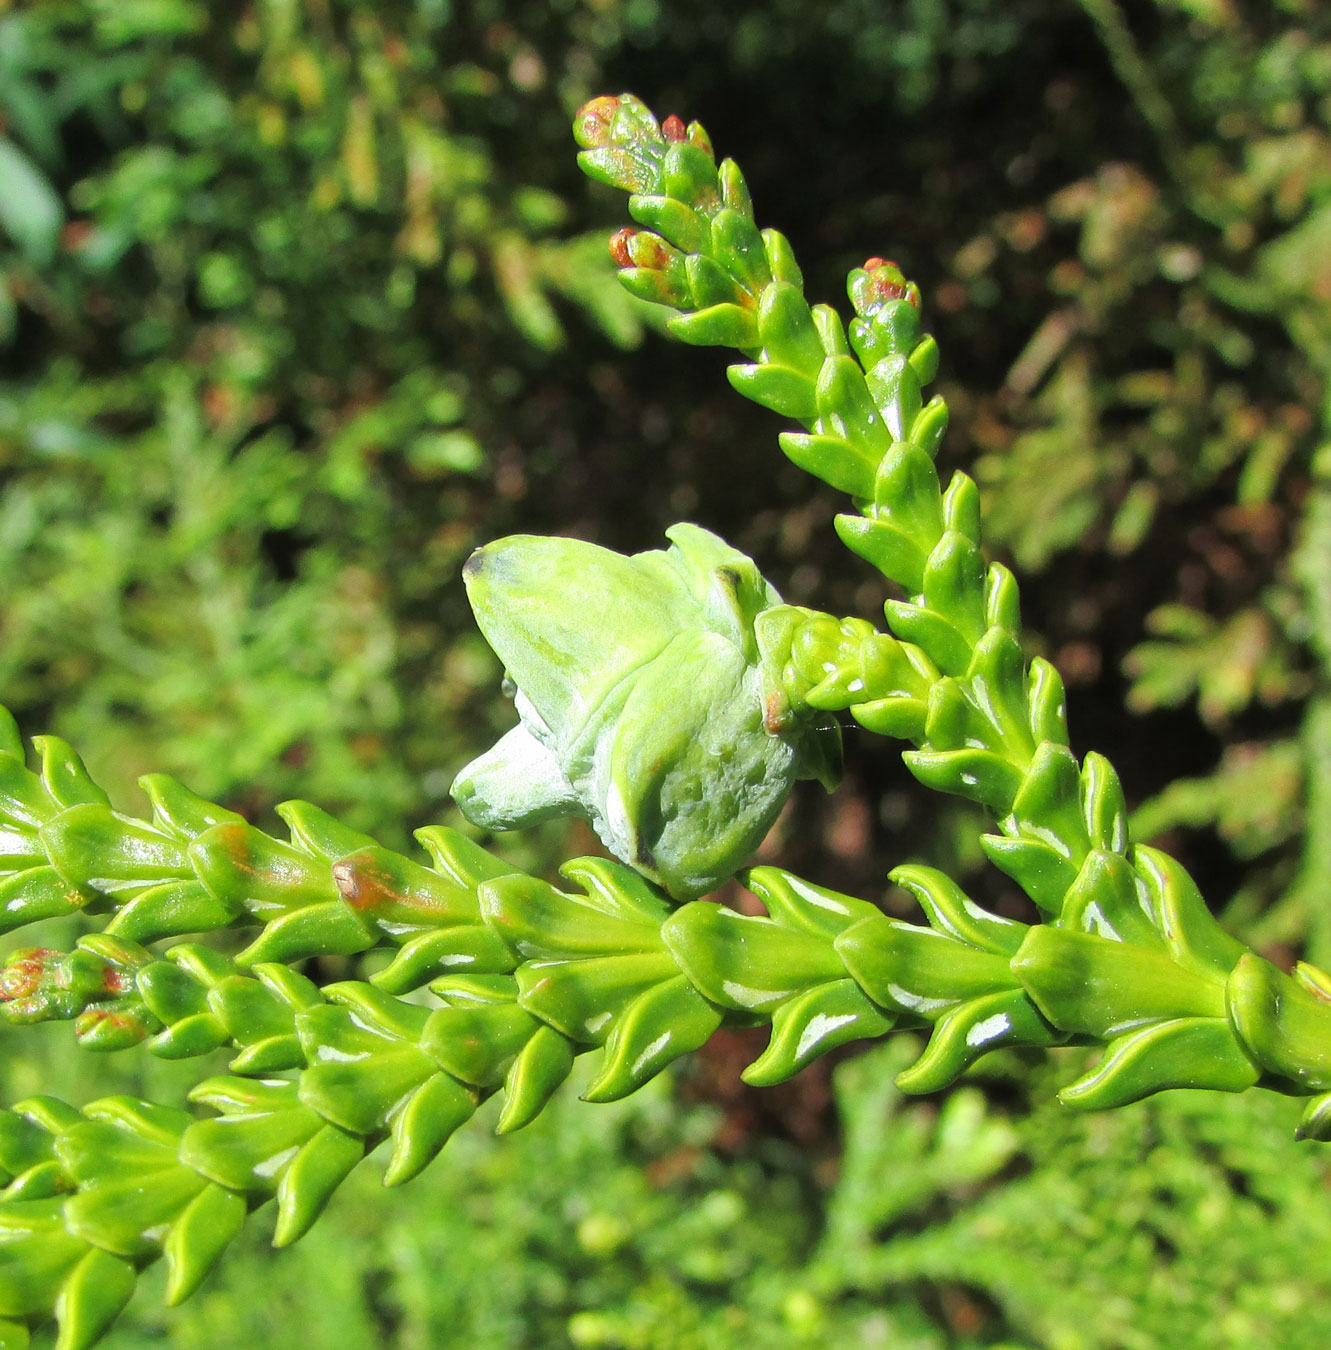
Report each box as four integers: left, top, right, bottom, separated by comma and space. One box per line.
662, 114, 687, 142
609, 227, 637, 268
574, 95, 622, 148
0, 949, 55, 1002
865, 259, 917, 306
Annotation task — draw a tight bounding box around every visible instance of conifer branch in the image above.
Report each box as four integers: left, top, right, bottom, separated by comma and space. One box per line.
1, 90, 1329, 1350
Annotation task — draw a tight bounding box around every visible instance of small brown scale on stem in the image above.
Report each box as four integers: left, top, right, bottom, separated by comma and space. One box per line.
764, 690, 795, 735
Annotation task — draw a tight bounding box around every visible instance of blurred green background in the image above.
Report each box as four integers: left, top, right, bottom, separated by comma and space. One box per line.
3, 0, 1331, 1345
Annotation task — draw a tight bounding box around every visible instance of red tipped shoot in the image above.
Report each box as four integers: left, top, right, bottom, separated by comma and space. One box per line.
609, 227, 637, 268
662, 115, 687, 142
0, 949, 55, 1001
862, 258, 920, 309
574, 95, 622, 148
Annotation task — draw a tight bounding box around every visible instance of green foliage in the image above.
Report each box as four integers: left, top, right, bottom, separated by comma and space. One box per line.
817, 1046, 1331, 1350
0, 0, 647, 848
6, 1034, 1327, 1350
7, 63, 1331, 1339
4, 2, 1331, 1348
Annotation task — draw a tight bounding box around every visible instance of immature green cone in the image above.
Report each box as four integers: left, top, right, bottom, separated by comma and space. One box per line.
451, 524, 840, 900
